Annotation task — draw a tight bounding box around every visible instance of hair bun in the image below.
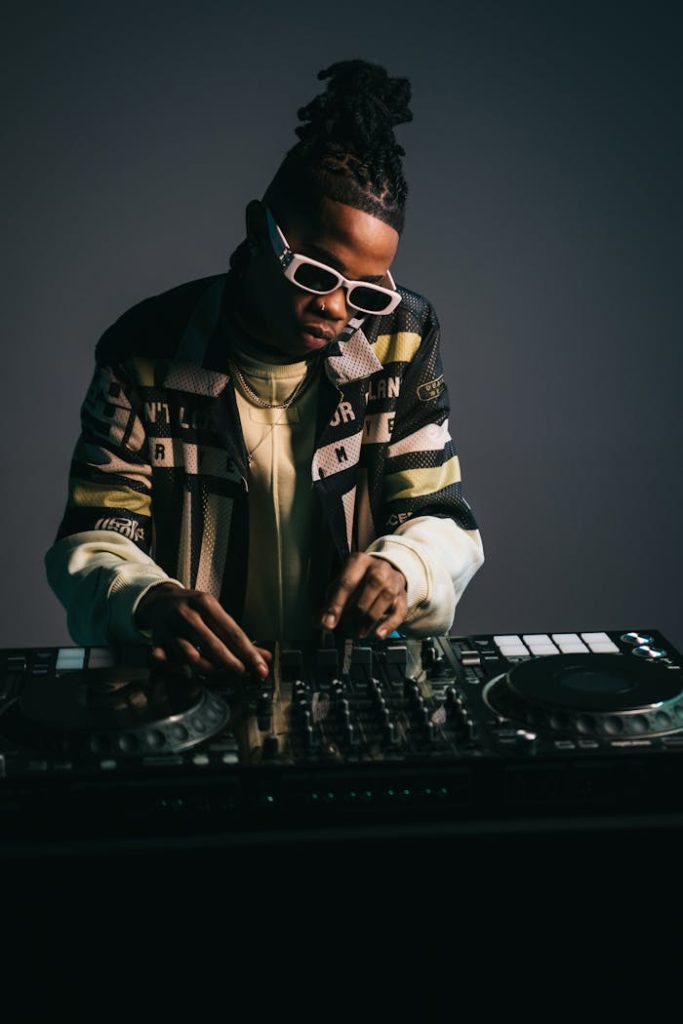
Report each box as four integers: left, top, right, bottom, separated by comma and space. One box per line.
295, 59, 412, 151
264, 59, 412, 233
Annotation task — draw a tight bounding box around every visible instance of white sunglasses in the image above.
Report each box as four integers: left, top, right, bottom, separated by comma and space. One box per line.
265, 206, 402, 316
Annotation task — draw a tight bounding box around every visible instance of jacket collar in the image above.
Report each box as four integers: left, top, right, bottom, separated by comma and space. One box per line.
162, 273, 383, 394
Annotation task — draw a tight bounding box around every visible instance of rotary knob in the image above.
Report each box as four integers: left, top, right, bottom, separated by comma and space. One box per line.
632, 645, 668, 660
621, 632, 654, 646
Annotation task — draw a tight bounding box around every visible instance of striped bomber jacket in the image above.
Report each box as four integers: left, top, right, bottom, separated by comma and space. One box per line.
47, 270, 484, 641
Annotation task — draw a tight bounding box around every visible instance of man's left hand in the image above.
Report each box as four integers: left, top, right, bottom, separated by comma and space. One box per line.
321, 554, 408, 639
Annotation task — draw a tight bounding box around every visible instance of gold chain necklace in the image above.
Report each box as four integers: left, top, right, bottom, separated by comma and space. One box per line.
229, 359, 314, 410
229, 357, 319, 466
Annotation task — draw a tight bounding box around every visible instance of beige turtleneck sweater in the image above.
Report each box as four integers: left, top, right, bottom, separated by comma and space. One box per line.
230, 341, 324, 645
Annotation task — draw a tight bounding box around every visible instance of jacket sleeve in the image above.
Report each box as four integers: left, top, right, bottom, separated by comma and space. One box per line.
365, 308, 484, 636
45, 360, 183, 645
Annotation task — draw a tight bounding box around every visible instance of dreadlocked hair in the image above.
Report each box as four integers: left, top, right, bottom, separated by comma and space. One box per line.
263, 59, 413, 234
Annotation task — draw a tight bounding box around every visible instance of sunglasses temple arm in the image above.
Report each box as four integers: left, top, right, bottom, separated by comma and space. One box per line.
264, 206, 290, 260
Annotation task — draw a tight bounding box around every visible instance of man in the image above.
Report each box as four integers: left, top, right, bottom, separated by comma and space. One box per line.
45, 60, 484, 679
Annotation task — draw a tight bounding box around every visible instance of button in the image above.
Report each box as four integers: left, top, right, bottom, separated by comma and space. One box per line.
523, 634, 552, 644
526, 642, 559, 656
87, 647, 117, 668
582, 636, 619, 653
556, 641, 589, 654
32, 651, 55, 669
551, 633, 581, 644
56, 648, 86, 671
498, 648, 530, 660
497, 640, 529, 654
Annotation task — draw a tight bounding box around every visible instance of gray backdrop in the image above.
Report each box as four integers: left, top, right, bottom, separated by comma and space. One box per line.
3, 1, 681, 650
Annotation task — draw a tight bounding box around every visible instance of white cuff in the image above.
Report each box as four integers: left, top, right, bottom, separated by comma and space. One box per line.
364, 516, 484, 637
45, 530, 185, 645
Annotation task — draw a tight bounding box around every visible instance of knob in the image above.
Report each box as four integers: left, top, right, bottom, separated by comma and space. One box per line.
633, 645, 668, 660
384, 721, 398, 745
413, 695, 426, 715
422, 638, 437, 668
465, 718, 479, 741
303, 725, 315, 748
405, 679, 420, 699
257, 692, 272, 714
621, 632, 654, 646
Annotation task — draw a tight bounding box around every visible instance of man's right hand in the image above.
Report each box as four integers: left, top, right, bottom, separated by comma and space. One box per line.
135, 583, 271, 679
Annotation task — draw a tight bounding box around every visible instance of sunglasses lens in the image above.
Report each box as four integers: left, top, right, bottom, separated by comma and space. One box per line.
347, 286, 393, 313
292, 263, 340, 293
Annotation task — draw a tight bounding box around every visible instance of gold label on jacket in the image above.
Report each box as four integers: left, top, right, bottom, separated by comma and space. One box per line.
417, 376, 445, 402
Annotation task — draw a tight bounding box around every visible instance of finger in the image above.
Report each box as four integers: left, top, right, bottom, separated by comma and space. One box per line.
191, 598, 269, 678
353, 576, 397, 620
151, 638, 211, 674
161, 604, 267, 679
173, 636, 237, 676
358, 581, 405, 626
374, 597, 408, 640
321, 556, 369, 629
167, 610, 246, 674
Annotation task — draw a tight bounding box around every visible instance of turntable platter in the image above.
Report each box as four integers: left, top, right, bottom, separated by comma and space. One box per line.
0, 665, 231, 757
483, 653, 683, 738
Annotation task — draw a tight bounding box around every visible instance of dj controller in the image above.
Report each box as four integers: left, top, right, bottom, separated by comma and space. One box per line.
1, 627, 683, 850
